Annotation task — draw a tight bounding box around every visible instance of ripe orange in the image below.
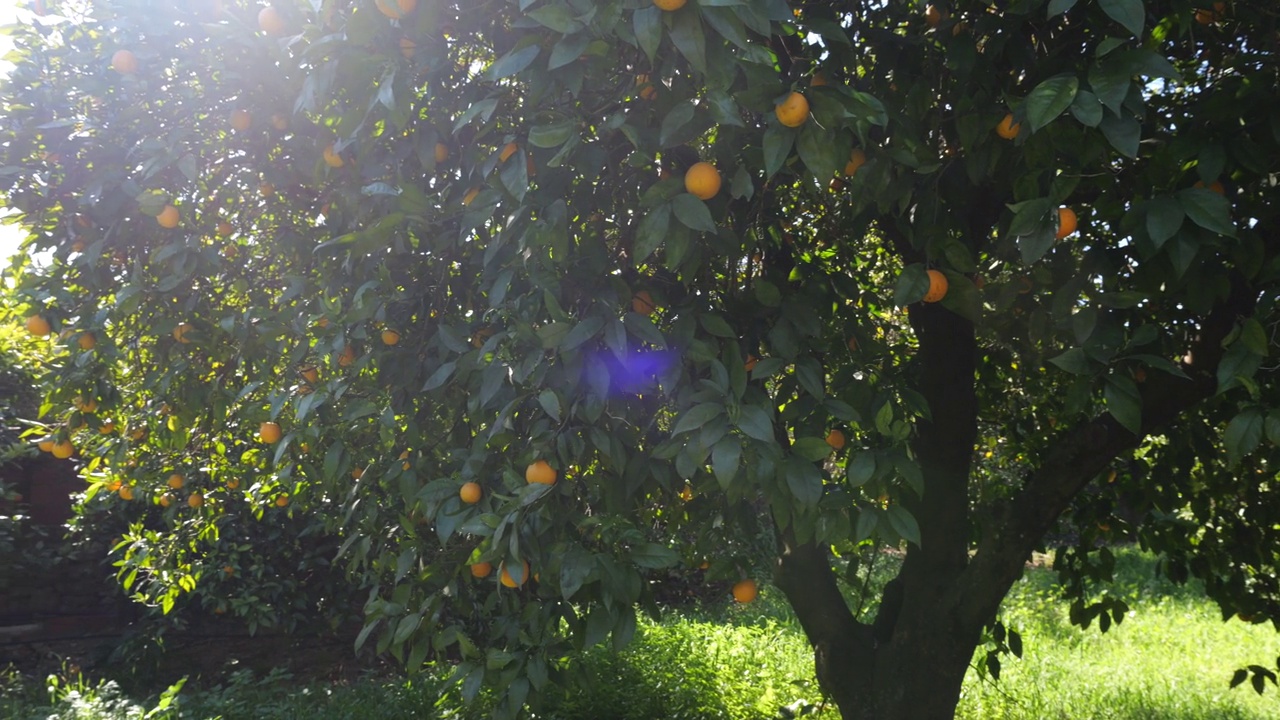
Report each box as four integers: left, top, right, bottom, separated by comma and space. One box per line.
471, 561, 493, 578
223, 565, 235, 576
636, 74, 657, 100
106, 479, 122, 492
923, 269, 948, 303
74, 395, 98, 413
323, 144, 344, 168
1055, 207, 1078, 240
216, 221, 233, 237
51, 440, 74, 459
811, 72, 828, 86
844, 148, 867, 176
525, 459, 557, 485
463, 187, 480, 206
38, 439, 55, 452
1194, 179, 1225, 195
653, 0, 686, 10
381, 329, 401, 346
996, 113, 1021, 140
352, 467, 364, 480
26, 315, 51, 336
826, 429, 846, 450
500, 560, 530, 588
744, 354, 759, 372
159, 493, 173, 507
924, 4, 943, 27
732, 579, 758, 603
98, 421, 116, 435
685, 162, 721, 200
679, 484, 693, 502
230, 109, 252, 132
77, 332, 96, 351
434, 142, 448, 164
375, 0, 417, 19
168, 473, 185, 489
459, 481, 482, 504
399, 37, 416, 58
226, 478, 241, 490
173, 323, 195, 343
258, 7, 286, 36
188, 492, 205, 508
128, 426, 147, 442
774, 91, 810, 128
300, 365, 319, 384
1195, 2, 1225, 24
259, 421, 282, 443
338, 344, 357, 367
157, 205, 180, 228
270, 113, 290, 131
275, 494, 289, 507
118, 485, 135, 501
499, 142, 519, 163
259, 182, 274, 198
111, 49, 138, 74
631, 290, 656, 316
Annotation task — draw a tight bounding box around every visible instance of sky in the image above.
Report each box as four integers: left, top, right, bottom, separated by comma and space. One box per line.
0, 0, 33, 264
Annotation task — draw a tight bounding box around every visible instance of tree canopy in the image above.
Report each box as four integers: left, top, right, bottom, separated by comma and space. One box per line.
3, 0, 1279, 718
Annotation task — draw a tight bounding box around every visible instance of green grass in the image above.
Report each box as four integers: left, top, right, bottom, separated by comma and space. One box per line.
2, 548, 1276, 719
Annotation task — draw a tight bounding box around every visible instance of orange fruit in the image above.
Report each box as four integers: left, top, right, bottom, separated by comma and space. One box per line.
463, 187, 480, 206
825, 429, 846, 450
315, 317, 331, 329
636, 74, 657, 100
223, 565, 235, 576
375, 0, 417, 19
352, 467, 364, 480
259, 421, 282, 443
1194, 179, 1225, 195
1055, 207, 1078, 240
848, 337, 859, 351
500, 560, 530, 588
188, 492, 205, 508
844, 149, 867, 176
811, 72, 828, 86
381, 329, 401, 346
259, 182, 274, 198
157, 205, 180, 228
338, 344, 357, 367
653, 0, 686, 10
1195, 2, 1225, 24
471, 561, 493, 578
216, 221, 233, 237
258, 6, 286, 36
98, 421, 116, 435
434, 142, 448, 164
732, 579, 758, 603
399, 36, 416, 58
26, 315, 51, 336
323, 144, 344, 168
77, 332, 96, 351
173, 323, 195, 343
684, 162, 721, 200
459, 481, 482, 504
499, 142, 519, 163
128, 426, 147, 441
996, 113, 1021, 140
230, 109, 252, 132
774, 91, 810, 128
159, 493, 173, 507
631, 290, 656, 316
51, 439, 74, 459
226, 478, 241, 490
74, 395, 98, 413
923, 269, 948, 303
679, 484, 693, 502
300, 365, 319, 384
70, 240, 85, 252
270, 113, 289, 131
106, 479, 122, 492
168, 473, 185, 490
38, 439, 55, 452
744, 355, 759, 372
111, 49, 138, 74
525, 459, 557, 485
275, 494, 289, 507
118, 485, 135, 501
924, 4, 943, 27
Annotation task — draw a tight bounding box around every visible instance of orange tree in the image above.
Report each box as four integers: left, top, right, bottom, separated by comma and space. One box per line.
3, 0, 1280, 717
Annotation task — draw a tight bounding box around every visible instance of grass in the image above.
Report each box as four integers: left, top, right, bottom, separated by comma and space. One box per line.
2, 547, 1276, 719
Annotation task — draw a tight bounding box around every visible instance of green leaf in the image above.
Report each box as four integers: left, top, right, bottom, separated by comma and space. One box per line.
754, 280, 781, 307
885, 506, 921, 547
793, 437, 833, 462
527, 4, 583, 33
847, 452, 875, 487
528, 119, 575, 148
1049, 348, 1093, 375
672, 194, 717, 232
1225, 408, 1263, 467
762, 124, 794, 179
634, 6, 662, 62
634, 205, 671, 261
537, 390, 561, 422
796, 122, 839, 181
559, 545, 592, 600
1099, 0, 1144, 37
1048, 0, 1079, 17
795, 357, 825, 399
736, 404, 774, 442
1178, 187, 1236, 237
669, 11, 707, 76
785, 460, 824, 510
1146, 196, 1184, 248
1025, 75, 1079, 132
487, 44, 540, 81
1070, 89, 1104, 127
712, 437, 741, 489
562, 315, 605, 351
631, 543, 680, 569
659, 102, 696, 148
1105, 375, 1143, 436
894, 264, 930, 306
1017, 226, 1057, 265
1099, 112, 1140, 158
673, 403, 725, 435
698, 313, 735, 338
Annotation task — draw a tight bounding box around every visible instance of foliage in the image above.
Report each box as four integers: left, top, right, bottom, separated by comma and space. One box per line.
2, 0, 1279, 717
